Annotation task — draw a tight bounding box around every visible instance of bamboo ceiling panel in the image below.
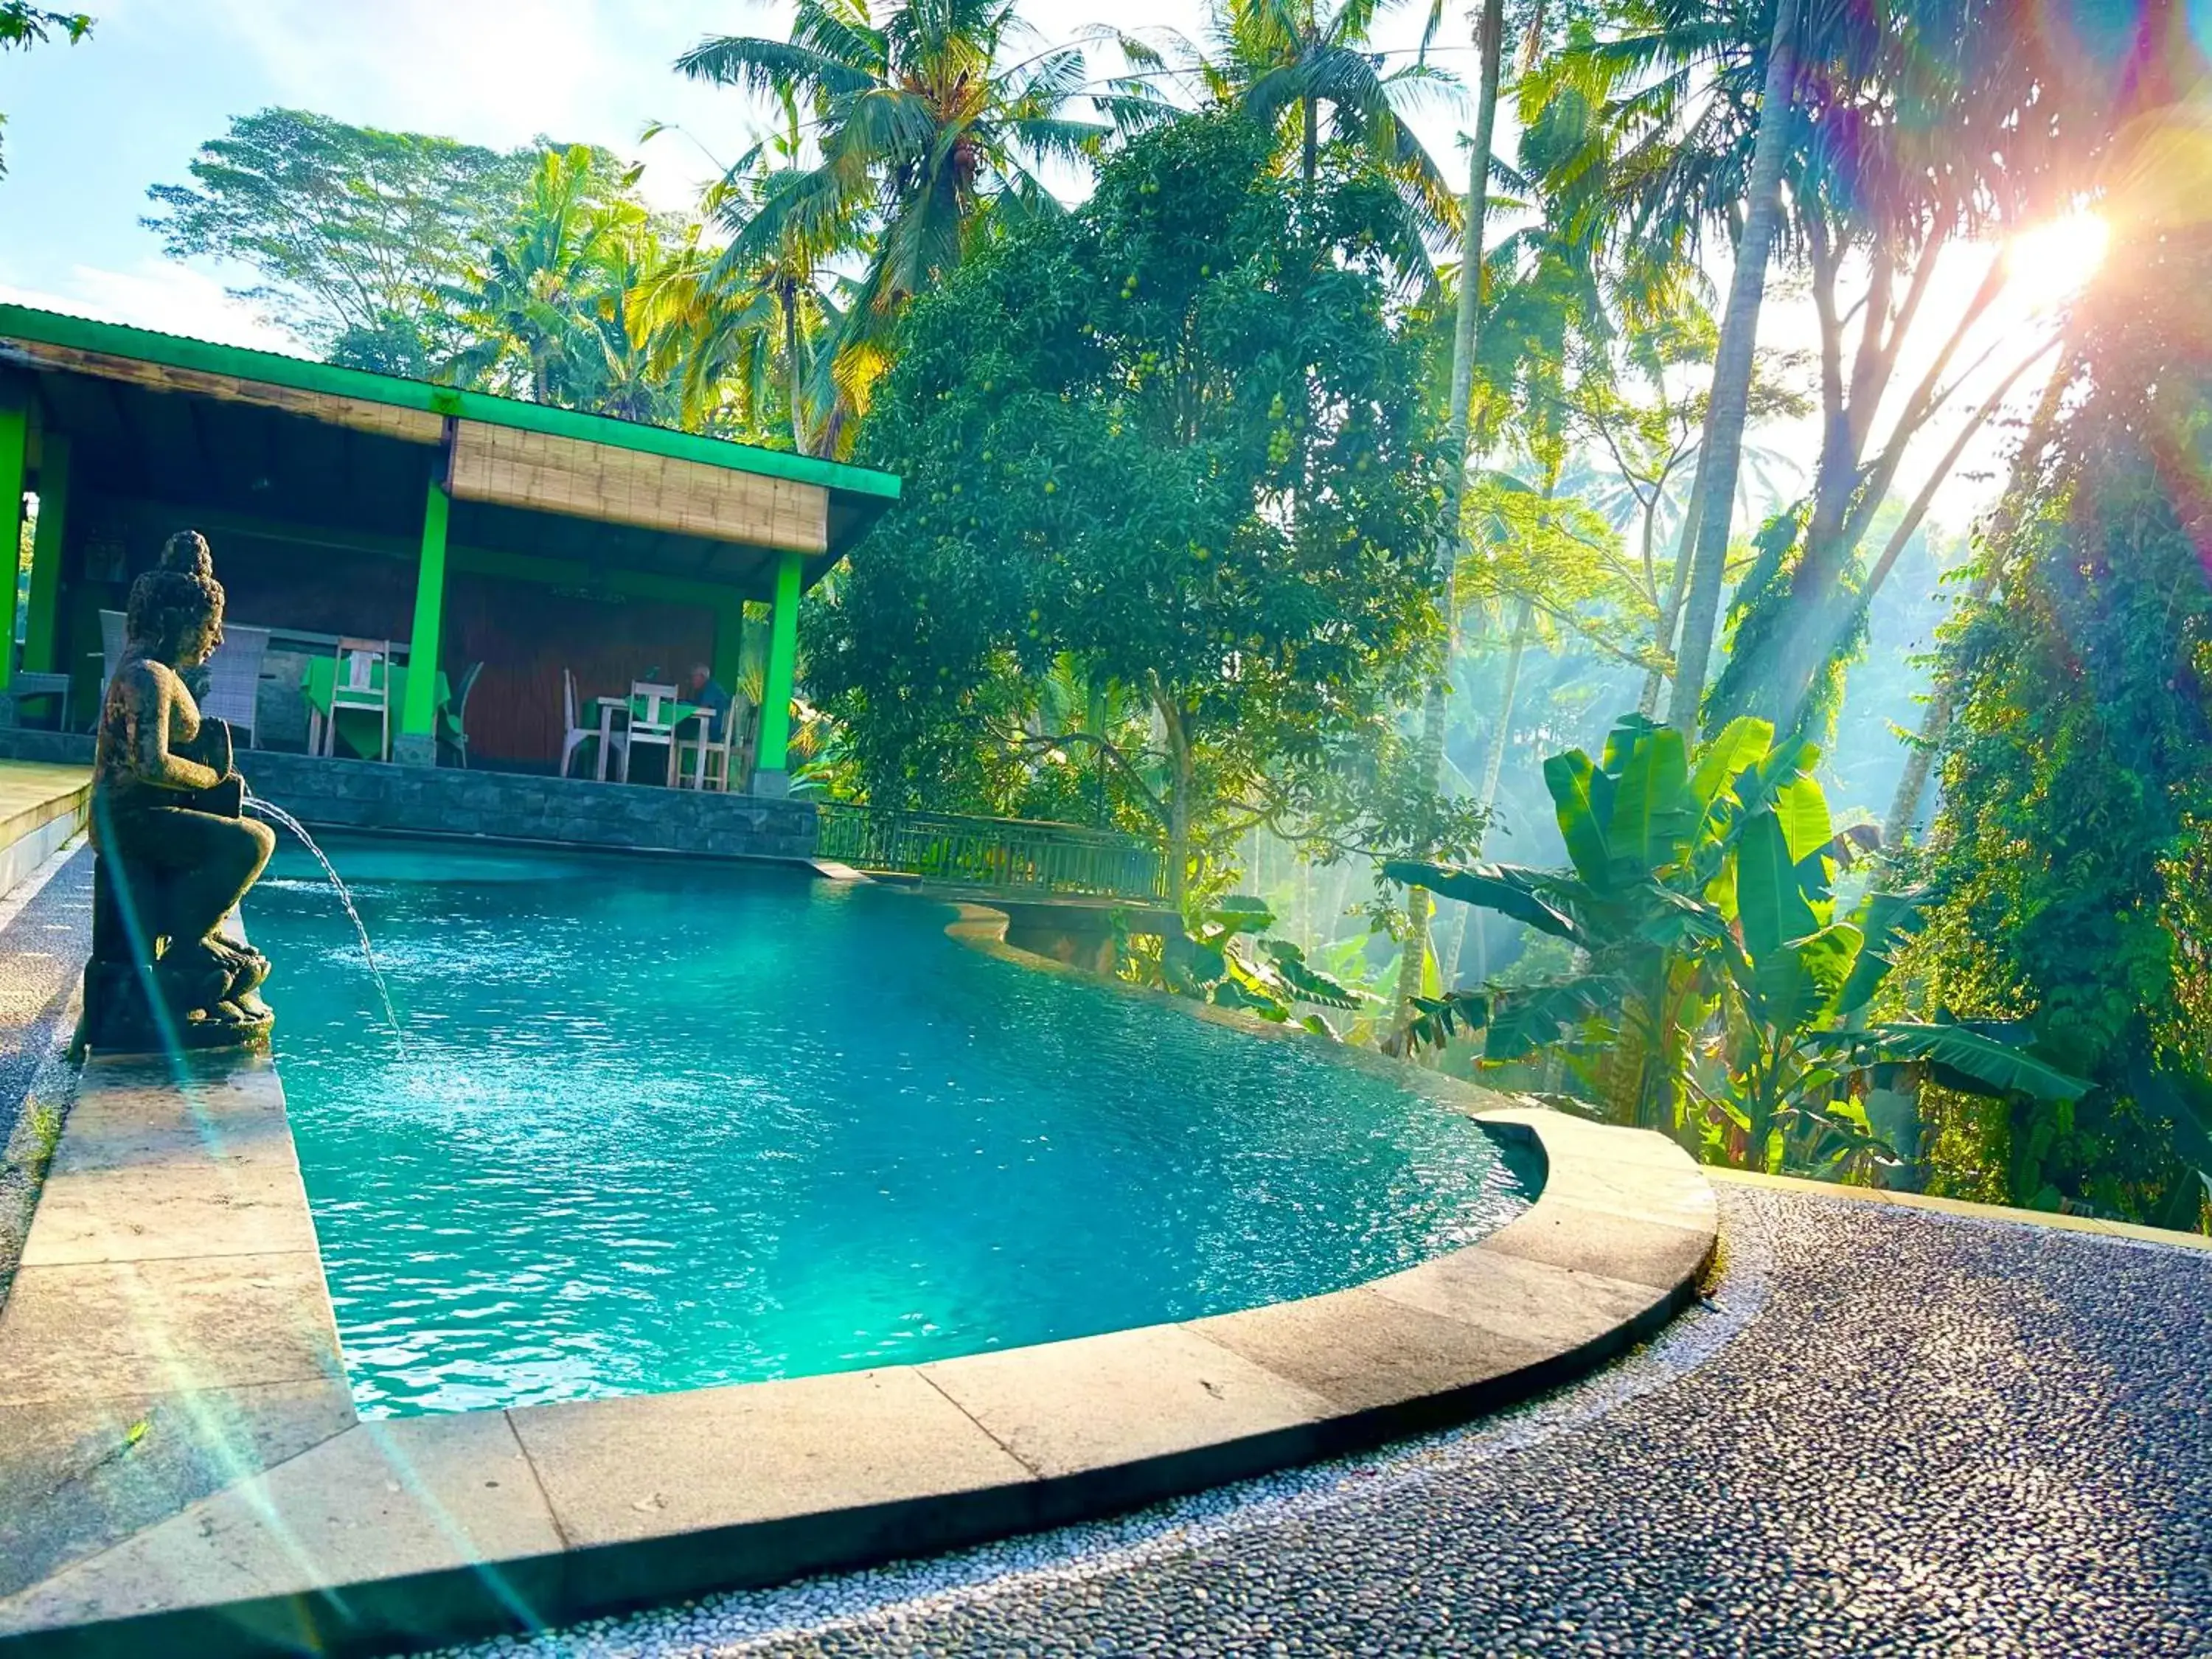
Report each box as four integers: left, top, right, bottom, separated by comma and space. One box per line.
448, 421, 828, 553
0, 338, 447, 445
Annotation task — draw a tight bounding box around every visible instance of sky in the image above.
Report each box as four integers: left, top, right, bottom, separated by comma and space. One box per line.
0, 0, 2080, 537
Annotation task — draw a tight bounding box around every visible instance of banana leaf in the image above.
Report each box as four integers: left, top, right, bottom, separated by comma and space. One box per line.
1543, 749, 1613, 882
1771, 773, 1835, 866
1690, 715, 1775, 809
1834, 888, 1925, 1015
1262, 939, 1366, 1010
1398, 989, 1489, 1052
1604, 720, 1697, 878
1598, 712, 1663, 776
1380, 859, 1587, 945
1809, 1021, 2092, 1102
1483, 975, 1627, 1060
1734, 810, 1822, 981
1775, 922, 1862, 1032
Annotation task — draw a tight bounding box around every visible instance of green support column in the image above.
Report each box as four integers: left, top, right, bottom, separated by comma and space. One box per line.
394, 472, 450, 767
25, 431, 69, 675
753, 549, 802, 796
0, 395, 27, 701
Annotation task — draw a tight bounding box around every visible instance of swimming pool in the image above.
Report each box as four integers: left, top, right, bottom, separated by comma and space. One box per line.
251, 837, 1536, 1418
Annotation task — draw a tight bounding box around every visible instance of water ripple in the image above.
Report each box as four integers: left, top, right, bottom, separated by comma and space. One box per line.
253, 838, 1535, 1418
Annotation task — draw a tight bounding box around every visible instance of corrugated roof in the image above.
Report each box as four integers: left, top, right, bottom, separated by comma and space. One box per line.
0, 302, 900, 503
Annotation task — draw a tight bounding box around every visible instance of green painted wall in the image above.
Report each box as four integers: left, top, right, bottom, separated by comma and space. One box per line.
0, 395, 27, 695
25, 432, 69, 675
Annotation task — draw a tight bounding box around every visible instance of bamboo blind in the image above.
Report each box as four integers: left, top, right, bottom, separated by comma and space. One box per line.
0, 340, 448, 445
448, 421, 828, 553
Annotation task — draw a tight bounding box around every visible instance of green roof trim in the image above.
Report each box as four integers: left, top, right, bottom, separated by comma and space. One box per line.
0, 302, 901, 502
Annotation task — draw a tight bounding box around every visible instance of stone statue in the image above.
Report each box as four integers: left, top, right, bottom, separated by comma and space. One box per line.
82, 530, 276, 1053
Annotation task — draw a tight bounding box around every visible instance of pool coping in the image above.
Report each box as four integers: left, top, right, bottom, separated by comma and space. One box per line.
0, 900, 1717, 1658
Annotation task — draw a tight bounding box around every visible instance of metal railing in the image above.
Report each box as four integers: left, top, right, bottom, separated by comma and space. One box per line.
813, 802, 1168, 902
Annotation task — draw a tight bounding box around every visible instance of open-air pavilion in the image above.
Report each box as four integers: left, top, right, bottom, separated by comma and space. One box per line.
0, 302, 900, 794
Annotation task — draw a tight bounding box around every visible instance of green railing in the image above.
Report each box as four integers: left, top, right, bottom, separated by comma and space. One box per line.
813, 803, 1168, 902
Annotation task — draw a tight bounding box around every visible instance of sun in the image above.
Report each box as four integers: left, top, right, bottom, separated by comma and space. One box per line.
2004, 209, 2112, 313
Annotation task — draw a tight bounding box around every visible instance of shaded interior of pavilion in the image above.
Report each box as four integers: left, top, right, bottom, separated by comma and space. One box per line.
0, 305, 899, 793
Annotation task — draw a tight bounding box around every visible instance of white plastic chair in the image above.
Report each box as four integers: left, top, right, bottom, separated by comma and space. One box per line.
200, 624, 271, 747
560, 669, 618, 779
619, 681, 681, 785
327, 638, 392, 760
440, 661, 484, 768
677, 696, 756, 793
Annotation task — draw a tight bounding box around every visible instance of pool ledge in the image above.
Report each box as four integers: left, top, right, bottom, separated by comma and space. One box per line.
0, 1067, 1714, 1656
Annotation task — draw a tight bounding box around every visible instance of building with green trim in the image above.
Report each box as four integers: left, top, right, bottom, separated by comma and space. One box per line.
0, 303, 899, 791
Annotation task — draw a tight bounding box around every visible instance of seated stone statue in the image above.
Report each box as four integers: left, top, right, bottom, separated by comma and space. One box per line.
83, 529, 276, 1053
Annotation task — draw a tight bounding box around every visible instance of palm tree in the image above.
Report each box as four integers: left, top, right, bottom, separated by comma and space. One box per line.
1192, 0, 1462, 264
1388, 0, 1499, 1032
631, 104, 863, 451
448, 145, 664, 412
675, 0, 1114, 419
1704, 0, 2103, 734
1613, 0, 1806, 736
1557, 0, 2080, 737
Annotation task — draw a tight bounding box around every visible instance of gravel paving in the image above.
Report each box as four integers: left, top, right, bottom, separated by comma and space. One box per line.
429, 1183, 2212, 1659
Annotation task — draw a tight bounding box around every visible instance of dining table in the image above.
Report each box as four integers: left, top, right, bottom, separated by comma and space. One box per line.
299, 658, 452, 761
591, 693, 717, 785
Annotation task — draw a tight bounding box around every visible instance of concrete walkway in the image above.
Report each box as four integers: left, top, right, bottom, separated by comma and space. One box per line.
429, 1184, 2212, 1658
0, 843, 91, 1287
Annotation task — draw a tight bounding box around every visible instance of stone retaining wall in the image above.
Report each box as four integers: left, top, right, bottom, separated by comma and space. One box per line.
0, 731, 818, 863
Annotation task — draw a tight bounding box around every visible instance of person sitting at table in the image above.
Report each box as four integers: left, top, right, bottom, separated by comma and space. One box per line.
686, 662, 733, 742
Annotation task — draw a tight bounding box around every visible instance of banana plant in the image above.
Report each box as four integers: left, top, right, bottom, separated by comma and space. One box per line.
1383, 712, 1769, 1127
1159, 896, 1369, 1036
1387, 712, 2093, 1173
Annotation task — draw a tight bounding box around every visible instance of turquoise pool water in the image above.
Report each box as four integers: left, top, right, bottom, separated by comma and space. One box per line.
252, 837, 1535, 1417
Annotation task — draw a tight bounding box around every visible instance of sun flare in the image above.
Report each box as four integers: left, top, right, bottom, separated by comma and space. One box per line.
2005, 209, 2112, 313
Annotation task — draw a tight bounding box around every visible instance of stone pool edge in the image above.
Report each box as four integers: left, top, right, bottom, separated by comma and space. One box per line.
0, 939, 1716, 1658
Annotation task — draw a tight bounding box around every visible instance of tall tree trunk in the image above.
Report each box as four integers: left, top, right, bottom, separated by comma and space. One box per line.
1783, 338, 2058, 738
1394, 0, 1506, 1034
1884, 352, 2076, 846
1666, 0, 1802, 737
1477, 597, 1534, 816
782, 285, 810, 457
1639, 463, 1708, 717
1745, 250, 2012, 728
1301, 97, 1320, 214
1437, 594, 1533, 990
1882, 630, 1976, 846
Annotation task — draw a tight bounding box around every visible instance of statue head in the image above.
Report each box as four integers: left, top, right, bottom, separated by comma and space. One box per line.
125, 530, 227, 669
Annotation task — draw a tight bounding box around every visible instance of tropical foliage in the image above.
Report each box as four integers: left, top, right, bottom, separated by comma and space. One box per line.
1387, 714, 2087, 1177
0, 3, 90, 178
675, 0, 1130, 433
1156, 894, 1369, 1032
806, 113, 1450, 906
1899, 180, 2212, 1226
120, 0, 2211, 1228
145, 109, 540, 372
